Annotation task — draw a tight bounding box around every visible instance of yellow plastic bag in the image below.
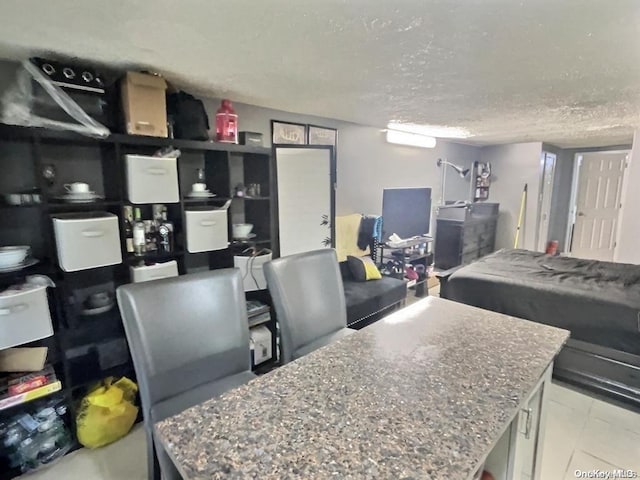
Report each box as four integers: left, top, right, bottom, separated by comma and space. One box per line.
76, 376, 139, 448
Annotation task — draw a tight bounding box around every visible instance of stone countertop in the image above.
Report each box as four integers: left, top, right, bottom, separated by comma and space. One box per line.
155, 297, 569, 480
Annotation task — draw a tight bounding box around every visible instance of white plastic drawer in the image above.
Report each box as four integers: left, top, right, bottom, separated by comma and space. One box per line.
125, 154, 179, 204
130, 260, 179, 283
0, 287, 53, 350
53, 213, 122, 272
185, 209, 229, 253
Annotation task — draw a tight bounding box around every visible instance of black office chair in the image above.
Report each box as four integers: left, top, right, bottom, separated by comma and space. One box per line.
264, 249, 355, 364
117, 270, 255, 480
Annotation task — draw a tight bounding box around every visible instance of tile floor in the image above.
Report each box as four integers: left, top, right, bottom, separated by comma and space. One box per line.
542, 383, 640, 480
22, 425, 146, 480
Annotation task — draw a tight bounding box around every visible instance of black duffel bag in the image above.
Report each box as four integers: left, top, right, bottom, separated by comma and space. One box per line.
167, 91, 210, 140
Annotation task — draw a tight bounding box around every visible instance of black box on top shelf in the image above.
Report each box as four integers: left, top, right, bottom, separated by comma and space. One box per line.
239, 132, 263, 146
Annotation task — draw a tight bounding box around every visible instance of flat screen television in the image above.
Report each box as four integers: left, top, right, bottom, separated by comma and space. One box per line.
381, 187, 432, 241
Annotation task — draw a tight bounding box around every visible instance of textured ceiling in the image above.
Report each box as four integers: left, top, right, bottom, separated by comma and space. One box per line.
0, 0, 639, 147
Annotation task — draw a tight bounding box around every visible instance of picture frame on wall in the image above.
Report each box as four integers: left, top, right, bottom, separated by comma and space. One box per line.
271, 120, 307, 145
308, 125, 338, 147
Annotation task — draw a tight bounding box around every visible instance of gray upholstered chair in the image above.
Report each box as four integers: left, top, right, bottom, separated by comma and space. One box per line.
264, 249, 355, 364
116, 269, 255, 480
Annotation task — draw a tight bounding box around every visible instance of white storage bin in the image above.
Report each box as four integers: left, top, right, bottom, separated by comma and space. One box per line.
0, 287, 53, 350
130, 260, 179, 283
185, 209, 229, 253
125, 154, 179, 204
53, 213, 122, 272
234, 252, 272, 292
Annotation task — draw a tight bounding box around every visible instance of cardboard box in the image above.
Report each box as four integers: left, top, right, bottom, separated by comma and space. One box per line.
121, 72, 168, 137
250, 326, 272, 367
427, 276, 440, 289
0, 348, 48, 372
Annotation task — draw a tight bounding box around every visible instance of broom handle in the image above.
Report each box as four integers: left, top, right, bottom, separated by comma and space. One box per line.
514, 184, 528, 248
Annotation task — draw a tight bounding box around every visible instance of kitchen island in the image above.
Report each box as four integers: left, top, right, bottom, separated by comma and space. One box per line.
155, 297, 569, 479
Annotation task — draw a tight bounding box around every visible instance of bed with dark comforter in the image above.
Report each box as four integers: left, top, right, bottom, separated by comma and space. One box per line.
439, 249, 640, 406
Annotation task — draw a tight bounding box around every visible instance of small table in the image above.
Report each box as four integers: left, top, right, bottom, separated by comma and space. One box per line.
378, 236, 434, 295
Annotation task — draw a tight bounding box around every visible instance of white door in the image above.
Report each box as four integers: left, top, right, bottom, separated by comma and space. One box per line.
571, 152, 628, 261
536, 152, 556, 251
276, 147, 333, 257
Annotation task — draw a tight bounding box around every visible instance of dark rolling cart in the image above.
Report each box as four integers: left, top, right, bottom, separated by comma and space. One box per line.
378, 236, 434, 298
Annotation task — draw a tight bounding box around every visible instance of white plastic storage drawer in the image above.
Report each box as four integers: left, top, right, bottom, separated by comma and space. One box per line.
130, 260, 179, 283
0, 287, 53, 350
53, 213, 122, 272
185, 209, 229, 253
125, 154, 179, 204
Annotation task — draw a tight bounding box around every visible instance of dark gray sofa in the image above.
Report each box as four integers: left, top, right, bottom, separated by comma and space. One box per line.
339, 261, 406, 328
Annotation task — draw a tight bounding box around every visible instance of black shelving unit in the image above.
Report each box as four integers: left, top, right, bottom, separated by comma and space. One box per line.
0, 123, 278, 478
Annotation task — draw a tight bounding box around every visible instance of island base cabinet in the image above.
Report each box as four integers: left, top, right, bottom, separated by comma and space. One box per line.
483, 363, 552, 480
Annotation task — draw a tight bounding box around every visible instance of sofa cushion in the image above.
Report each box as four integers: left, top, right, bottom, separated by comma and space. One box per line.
347, 255, 382, 281
343, 276, 406, 325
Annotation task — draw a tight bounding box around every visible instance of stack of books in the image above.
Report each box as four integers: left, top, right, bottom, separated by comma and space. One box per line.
246, 300, 271, 328
0, 365, 61, 411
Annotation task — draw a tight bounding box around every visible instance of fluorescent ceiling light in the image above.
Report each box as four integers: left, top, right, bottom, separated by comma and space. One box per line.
387, 122, 472, 139
386, 128, 437, 148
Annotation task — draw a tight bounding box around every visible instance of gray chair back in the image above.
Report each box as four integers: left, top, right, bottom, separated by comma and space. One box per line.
264, 249, 347, 363
116, 269, 250, 418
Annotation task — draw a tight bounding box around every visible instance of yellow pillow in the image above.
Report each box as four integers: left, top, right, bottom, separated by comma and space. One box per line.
347, 255, 382, 281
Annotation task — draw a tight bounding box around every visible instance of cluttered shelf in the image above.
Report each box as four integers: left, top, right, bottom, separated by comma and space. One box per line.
234, 196, 271, 201
125, 250, 185, 263
0, 259, 56, 280
379, 252, 431, 263
380, 235, 433, 250
0, 366, 63, 413
182, 197, 232, 205
0, 123, 271, 156
230, 238, 271, 247
46, 201, 122, 211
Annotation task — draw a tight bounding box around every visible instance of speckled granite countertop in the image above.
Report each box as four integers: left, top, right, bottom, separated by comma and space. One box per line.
155, 297, 569, 480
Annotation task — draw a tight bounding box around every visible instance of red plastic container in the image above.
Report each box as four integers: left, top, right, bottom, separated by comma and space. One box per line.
545, 240, 559, 255
215, 99, 238, 144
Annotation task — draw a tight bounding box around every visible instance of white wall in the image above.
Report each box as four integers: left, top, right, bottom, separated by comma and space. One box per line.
615, 130, 640, 264
480, 143, 543, 250
337, 124, 479, 216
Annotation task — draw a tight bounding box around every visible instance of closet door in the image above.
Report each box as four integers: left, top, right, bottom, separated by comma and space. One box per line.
275, 146, 335, 257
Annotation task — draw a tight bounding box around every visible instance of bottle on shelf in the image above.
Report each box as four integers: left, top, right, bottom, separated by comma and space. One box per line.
157, 210, 173, 254
123, 206, 134, 254
132, 208, 146, 256
152, 204, 164, 223
144, 220, 158, 253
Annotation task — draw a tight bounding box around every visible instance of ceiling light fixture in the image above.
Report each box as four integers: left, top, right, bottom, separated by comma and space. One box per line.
385, 127, 437, 149
387, 122, 472, 139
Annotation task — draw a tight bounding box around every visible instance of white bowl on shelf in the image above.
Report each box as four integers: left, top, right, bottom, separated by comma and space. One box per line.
232, 223, 254, 239
0, 246, 30, 268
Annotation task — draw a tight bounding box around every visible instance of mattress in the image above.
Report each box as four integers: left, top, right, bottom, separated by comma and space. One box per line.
444, 249, 640, 356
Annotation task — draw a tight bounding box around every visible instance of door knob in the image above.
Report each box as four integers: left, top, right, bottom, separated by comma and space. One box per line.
577, 212, 585, 217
